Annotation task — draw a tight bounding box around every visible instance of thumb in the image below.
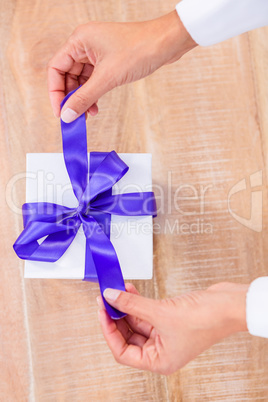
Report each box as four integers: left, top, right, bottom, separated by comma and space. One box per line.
61, 69, 110, 123
103, 288, 157, 323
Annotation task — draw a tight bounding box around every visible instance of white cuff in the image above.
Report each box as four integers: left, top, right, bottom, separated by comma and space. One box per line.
176, 0, 268, 46
246, 277, 268, 338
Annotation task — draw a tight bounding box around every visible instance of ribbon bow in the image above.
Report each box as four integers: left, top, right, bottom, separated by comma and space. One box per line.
13, 88, 157, 319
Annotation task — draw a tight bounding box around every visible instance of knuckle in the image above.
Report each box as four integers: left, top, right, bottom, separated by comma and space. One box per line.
72, 23, 90, 41
67, 35, 78, 51
118, 292, 133, 312
73, 24, 84, 36
47, 55, 56, 70
74, 92, 89, 109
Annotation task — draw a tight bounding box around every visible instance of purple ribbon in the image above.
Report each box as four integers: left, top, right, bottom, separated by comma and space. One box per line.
13, 88, 157, 319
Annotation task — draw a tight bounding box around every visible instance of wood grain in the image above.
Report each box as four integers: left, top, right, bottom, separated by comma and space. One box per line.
0, 0, 267, 400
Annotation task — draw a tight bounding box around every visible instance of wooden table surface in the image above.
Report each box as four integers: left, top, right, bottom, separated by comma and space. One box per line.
1, 0, 268, 400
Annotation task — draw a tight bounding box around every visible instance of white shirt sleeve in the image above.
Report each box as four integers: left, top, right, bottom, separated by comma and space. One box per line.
176, 0, 268, 46
246, 277, 268, 338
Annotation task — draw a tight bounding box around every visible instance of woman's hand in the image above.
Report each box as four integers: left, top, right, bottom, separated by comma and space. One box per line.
48, 11, 196, 123
97, 282, 248, 375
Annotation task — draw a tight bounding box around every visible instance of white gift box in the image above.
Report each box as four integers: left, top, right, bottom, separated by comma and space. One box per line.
24, 153, 153, 280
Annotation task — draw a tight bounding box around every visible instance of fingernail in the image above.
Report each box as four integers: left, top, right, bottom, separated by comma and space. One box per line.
61, 108, 78, 123
96, 296, 102, 307
103, 288, 120, 302
89, 109, 98, 117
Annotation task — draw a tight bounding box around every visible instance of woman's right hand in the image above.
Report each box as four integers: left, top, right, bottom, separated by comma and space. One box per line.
97, 282, 248, 375
48, 10, 196, 123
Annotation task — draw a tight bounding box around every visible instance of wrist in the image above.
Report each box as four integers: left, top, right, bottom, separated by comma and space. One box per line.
207, 282, 249, 336
224, 285, 249, 334
154, 10, 197, 65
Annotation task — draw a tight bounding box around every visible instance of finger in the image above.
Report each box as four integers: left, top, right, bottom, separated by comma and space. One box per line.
115, 317, 134, 341
60, 67, 113, 123
79, 75, 89, 87
96, 306, 133, 343
88, 103, 98, 116
96, 296, 105, 309
47, 67, 66, 117
64, 62, 85, 94
48, 48, 76, 117
47, 40, 85, 117
103, 288, 157, 324
79, 63, 95, 84
97, 295, 148, 347
125, 283, 140, 295
113, 318, 148, 348
65, 72, 79, 95
99, 309, 147, 369
78, 64, 94, 91
98, 285, 153, 336
124, 284, 153, 338
127, 332, 147, 348
96, 285, 136, 310
97, 285, 153, 337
